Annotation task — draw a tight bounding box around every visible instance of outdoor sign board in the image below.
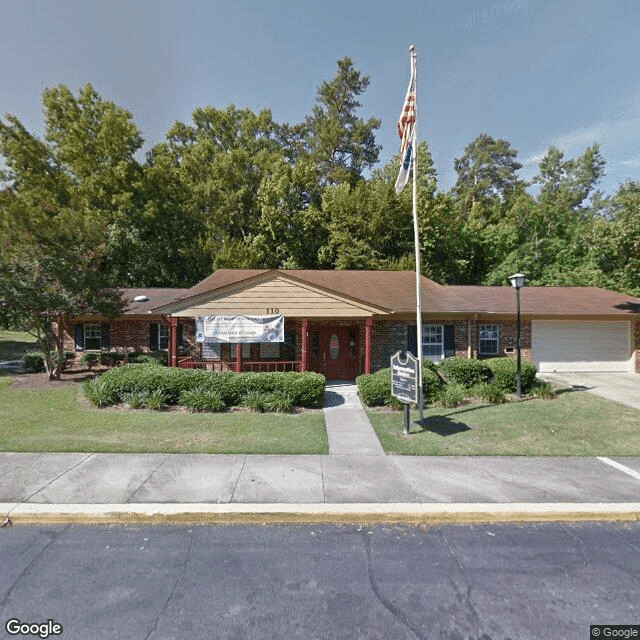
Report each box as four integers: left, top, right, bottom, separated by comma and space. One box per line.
390, 350, 419, 404
196, 315, 284, 343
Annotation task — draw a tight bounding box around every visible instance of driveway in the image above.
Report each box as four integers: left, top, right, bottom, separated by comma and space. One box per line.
539, 372, 640, 411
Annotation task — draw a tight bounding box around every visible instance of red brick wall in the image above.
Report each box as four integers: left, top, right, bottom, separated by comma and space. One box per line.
367, 317, 534, 373
634, 320, 640, 374
60, 317, 195, 364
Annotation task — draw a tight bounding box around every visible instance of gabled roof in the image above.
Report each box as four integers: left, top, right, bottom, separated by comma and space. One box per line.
173, 268, 459, 314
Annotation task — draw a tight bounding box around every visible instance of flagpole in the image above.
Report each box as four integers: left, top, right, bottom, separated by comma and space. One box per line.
409, 45, 424, 423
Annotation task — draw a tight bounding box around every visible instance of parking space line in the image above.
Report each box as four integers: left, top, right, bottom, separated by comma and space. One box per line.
597, 457, 640, 483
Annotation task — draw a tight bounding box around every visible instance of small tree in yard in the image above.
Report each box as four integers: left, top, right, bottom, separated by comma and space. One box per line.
0, 227, 124, 380
0, 84, 137, 379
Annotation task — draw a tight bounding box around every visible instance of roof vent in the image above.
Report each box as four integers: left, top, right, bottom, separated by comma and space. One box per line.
133, 295, 149, 302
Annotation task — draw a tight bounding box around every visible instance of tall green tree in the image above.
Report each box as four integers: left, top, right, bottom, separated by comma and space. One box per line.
0, 84, 135, 377
453, 133, 524, 219
304, 57, 381, 186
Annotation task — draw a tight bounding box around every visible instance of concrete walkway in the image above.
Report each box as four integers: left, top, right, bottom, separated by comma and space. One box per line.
323, 381, 384, 455
540, 372, 640, 411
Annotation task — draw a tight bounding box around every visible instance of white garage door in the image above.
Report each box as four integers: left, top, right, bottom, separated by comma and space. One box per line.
532, 321, 631, 373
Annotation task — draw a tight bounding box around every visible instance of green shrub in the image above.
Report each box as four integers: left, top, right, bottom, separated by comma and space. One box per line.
121, 391, 147, 409
422, 359, 438, 373
438, 357, 492, 388
83, 379, 116, 407
23, 350, 74, 373
99, 351, 126, 367
263, 392, 294, 413
81, 353, 101, 370
91, 365, 325, 409
357, 368, 394, 407
529, 381, 556, 399
484, 357, 538, 393
357, 366, 440, 408
144, 389, 166, 411
422, 368, 444, 404
242, 391, 267, 412
469, 382, 506, 404
179, 388, 226, 412
437, 382, 467, 408
23, 351, 46, 373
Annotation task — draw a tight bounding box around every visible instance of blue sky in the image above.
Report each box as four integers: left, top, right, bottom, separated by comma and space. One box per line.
2, 0, 639, 195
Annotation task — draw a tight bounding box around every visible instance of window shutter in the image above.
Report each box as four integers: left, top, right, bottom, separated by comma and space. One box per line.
150, 323, 158, 350
444, 325, 455, 355
74, 325, 85, 351
407, 325, 417, 357
101, 324, 110, 350
178, 324, 184, 349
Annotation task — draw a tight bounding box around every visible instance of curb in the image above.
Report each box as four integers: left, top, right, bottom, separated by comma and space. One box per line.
3, 503, 640, 525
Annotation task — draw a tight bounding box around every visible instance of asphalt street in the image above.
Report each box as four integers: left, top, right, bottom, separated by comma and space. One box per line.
1, 522, 639, 640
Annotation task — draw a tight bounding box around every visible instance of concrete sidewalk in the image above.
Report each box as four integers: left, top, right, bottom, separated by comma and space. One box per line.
2, 452, 640, 524
2, 382, 640, 524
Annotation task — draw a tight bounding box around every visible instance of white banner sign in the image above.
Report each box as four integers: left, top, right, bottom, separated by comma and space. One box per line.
196, 315, 284, 343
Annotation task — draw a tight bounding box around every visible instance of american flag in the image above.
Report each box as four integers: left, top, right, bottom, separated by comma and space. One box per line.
394, 54, 417, 194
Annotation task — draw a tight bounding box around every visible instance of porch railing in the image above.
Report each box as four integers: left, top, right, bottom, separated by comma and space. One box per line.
177, 357, 300, 373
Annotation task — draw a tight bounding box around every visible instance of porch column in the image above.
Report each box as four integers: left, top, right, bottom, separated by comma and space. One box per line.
301, 318, 309, 372
364, 317, 372, 375
169, 316, 178, 367
235, 342, 243, 373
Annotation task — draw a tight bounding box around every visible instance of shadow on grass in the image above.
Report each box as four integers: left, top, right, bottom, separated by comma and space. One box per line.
413, 414, 471, 436
555, 385, 593, 395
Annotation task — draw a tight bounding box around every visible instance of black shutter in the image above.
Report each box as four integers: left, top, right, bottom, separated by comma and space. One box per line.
178, 324, 184, 349
407, 325, 417, 358
101, 324, 110, 350
150, 323, 158, 350
74, 325, 84, 351
444, 325, 455, 356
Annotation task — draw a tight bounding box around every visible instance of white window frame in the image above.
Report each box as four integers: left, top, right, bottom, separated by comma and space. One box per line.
422, 324, 444, 363
157, 324, 169, 351
84, 324, 103, 351
479, 324, 500, 356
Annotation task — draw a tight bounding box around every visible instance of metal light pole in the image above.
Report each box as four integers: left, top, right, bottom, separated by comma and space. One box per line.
509, 273, 527, 397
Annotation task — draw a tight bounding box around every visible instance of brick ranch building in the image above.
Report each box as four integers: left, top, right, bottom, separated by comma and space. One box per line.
61, 269, 640, 378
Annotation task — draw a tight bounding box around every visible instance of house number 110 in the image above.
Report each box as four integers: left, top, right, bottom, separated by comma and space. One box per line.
266, 308, 280, 314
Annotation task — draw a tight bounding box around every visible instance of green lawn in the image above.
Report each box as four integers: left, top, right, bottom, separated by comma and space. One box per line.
369, 390, 640, 456
0, 377, 328, 454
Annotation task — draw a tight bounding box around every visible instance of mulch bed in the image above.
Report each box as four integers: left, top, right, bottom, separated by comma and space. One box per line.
8, 369, 101, 391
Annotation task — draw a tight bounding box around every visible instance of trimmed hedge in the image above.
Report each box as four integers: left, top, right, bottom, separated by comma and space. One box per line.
89, 364, 326, 409
438, 357, 492, 388
356, 365, 442, 408
484, 357, 537, 393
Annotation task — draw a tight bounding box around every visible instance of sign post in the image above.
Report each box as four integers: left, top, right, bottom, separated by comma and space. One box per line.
390, 351, 419, 435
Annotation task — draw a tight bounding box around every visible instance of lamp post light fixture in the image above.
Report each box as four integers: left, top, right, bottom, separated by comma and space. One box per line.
508, 273, 527, 397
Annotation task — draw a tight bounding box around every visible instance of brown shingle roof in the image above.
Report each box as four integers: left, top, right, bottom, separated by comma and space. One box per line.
148, 270, 640, 317
120, 288, 190, 315
448, 286, 640, 315
179, 269, 459, 313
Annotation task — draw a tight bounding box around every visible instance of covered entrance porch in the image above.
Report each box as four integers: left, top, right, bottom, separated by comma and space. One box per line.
158, 270, 388, 379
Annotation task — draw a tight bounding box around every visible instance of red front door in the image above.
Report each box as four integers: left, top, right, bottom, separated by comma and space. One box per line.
310, 325, 358, 380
